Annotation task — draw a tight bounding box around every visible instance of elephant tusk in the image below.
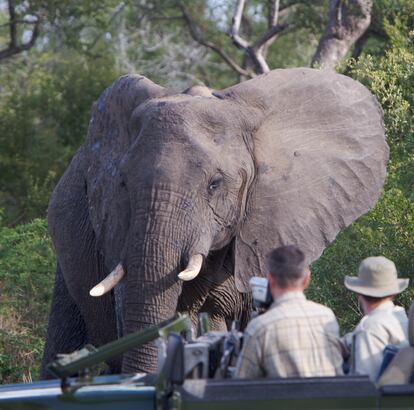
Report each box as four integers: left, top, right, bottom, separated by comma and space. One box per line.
89, 263, 125, 297
178, 254, 203, 281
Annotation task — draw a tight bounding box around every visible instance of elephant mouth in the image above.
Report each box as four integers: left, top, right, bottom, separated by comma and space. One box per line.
89, 253, 204, 297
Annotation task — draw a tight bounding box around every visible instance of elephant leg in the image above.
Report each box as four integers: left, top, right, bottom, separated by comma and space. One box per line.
41, 263, 87, 379
178, 277, 210, 333
199, 262, 252, 332
201, 247, 252, 331
54, 219, 121, 375
199, 277, 248, 331
47, 164, 120, 375
178, 271, 252, 334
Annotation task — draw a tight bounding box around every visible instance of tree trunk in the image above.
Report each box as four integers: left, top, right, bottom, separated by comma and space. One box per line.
312, 0, 373, 70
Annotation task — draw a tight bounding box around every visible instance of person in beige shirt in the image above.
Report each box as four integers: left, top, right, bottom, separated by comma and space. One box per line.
343, 256, 409, 381
234, 245, 344, 378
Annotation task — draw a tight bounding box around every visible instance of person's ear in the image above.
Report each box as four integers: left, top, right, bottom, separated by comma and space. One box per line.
302, 270, 311, 290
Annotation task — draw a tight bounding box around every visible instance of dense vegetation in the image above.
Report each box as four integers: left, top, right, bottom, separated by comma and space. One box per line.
0, 0, 413, 383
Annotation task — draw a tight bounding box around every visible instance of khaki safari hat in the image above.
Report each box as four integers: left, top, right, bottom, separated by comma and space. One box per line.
344, 256, 409, 298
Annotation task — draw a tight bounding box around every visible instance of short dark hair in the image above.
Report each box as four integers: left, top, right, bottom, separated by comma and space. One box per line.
267, 245, 307, 288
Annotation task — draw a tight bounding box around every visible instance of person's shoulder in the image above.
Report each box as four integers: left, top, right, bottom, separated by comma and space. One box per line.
363, 308, 407, 331
370, 304, 406, 319
304, 299, 336, 317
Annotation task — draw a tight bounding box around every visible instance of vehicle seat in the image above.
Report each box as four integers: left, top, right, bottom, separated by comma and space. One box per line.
377, 302, 414, 386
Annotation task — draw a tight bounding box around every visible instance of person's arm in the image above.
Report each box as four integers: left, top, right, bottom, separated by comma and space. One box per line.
341, 331, 353, 359
234, 330, 264, 379
352, 328, 387, 381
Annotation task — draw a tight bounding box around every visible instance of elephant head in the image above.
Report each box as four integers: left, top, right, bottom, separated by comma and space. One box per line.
47, 68, 388, 374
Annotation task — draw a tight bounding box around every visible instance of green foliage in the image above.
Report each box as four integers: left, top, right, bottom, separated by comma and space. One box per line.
0, 51, 119, 224
0, 219, 55, 383
308, 17, 414, 332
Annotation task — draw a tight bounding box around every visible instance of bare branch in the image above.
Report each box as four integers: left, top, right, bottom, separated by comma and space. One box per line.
180, 5, 254, 78
178, 1, 297, 77
351, 29, 369, 60
253, 22, 289, 50
230, 0, 250, 49
268, 0, 280, 28
0, 20, 38, 29
0, 0, 41, 61
251, 51, 270, 73
9, 0, 17, 47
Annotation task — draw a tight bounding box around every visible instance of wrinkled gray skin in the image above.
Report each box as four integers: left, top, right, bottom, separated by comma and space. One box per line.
41, 68, 388, 376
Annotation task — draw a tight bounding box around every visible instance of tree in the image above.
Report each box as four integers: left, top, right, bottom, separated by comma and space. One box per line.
143, 0, 372, 77
311, 0, 373, 69
175, 0, 327, 78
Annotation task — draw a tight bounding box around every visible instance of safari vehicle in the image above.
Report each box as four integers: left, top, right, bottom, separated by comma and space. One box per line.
1, 313, 414, 410
0, 277, 414, 410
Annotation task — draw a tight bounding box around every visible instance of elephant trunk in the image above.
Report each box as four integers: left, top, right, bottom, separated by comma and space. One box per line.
122, 190, 202, 373
123, 239, 184, 372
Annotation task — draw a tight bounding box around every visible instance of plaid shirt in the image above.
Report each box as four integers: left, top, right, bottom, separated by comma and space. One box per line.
234, 291, 344, 378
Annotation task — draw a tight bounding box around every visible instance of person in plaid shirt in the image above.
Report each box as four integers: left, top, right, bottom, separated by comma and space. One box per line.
234, 245, 344, 378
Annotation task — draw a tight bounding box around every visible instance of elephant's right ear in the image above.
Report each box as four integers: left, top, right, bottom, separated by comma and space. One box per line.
219, 68, 389, 292
84, 75, 168, 266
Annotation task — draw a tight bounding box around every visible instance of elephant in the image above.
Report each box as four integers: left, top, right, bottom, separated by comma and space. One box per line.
41, 68, 388, 377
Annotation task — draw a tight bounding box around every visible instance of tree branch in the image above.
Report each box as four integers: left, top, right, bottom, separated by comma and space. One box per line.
252, 22, 289, 50
230, 0, 250, 49
8, 0, 17, 47
0, 20, 38, 29
0, 0, 41, 61
179, 1, 296, 77
180, 5, 253, 78
268, 0, 280, 28
351, 29, 369, 60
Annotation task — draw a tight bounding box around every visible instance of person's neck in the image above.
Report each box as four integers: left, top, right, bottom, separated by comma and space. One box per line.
361, 298, 393, 315
271, 286, 303, 300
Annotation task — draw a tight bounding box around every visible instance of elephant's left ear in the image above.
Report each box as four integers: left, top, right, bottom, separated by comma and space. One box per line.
219, 68, 389, 292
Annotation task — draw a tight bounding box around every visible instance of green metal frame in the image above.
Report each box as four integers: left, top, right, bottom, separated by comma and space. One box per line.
47, 314, 191, 387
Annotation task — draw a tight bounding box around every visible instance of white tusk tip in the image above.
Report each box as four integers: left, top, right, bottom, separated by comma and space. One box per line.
178, 271, 198, 281
89, 285, 105, 297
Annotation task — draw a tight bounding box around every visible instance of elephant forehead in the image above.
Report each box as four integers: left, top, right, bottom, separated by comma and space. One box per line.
136, 96, 247, 137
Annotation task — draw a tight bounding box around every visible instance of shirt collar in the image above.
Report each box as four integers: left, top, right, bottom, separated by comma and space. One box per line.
270, 291, 306, 309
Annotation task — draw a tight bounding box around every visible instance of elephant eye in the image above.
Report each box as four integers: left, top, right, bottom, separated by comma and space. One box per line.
208, 176, 223, 192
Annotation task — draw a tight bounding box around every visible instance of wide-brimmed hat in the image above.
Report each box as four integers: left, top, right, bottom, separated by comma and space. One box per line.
344, 256, 409, 298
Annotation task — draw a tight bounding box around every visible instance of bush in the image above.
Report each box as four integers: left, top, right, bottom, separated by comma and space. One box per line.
0, 219, 55, 383
0, 52, 119, 225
